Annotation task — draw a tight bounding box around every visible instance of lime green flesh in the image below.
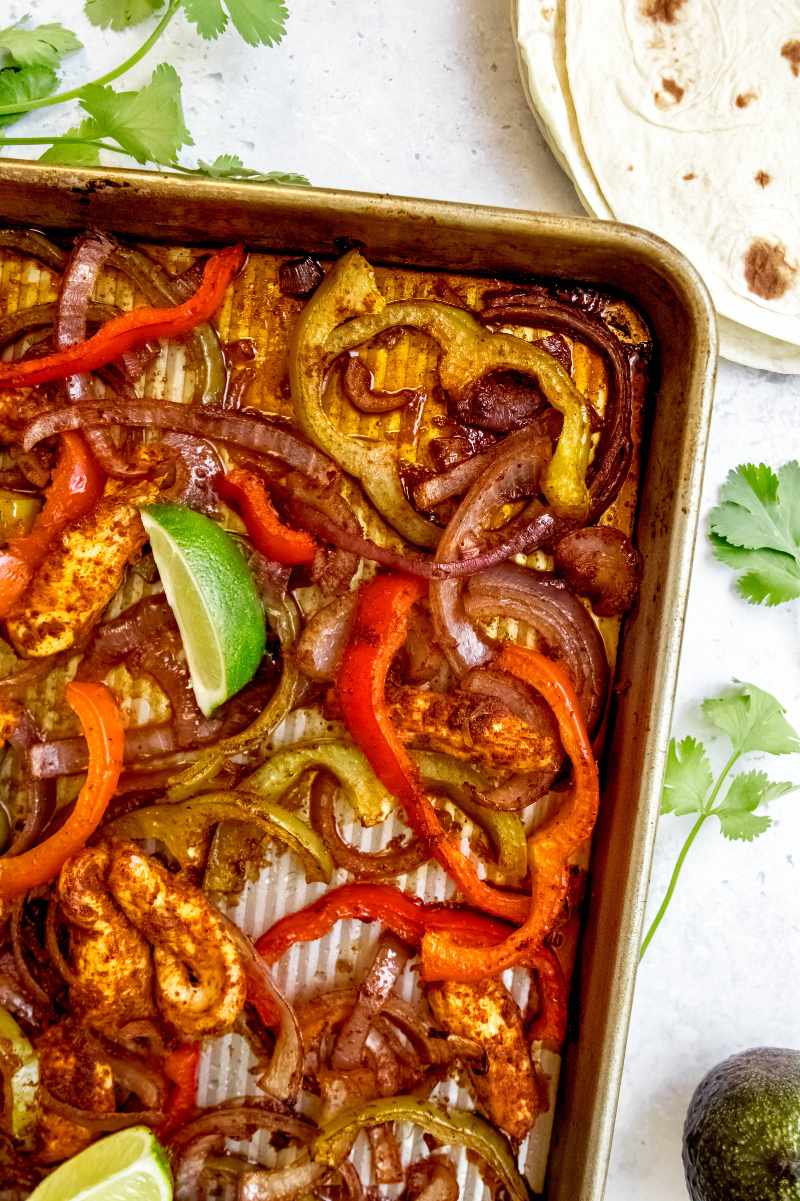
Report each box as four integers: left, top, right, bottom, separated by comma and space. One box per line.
141, 504, 266, 717
28, 1127, 172, 1201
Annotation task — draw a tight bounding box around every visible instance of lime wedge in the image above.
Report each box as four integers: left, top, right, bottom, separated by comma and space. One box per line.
141, 503, 266, 717
28, 1127, 172, 1201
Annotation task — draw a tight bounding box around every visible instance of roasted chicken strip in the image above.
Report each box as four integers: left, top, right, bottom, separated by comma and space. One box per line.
426, 977, 540, 1141
388, 684, 562, 779
108, 844, 246, 1039
35, 1020, 115, 1164
5, 474, 162, 657
58, 845, 155, 1030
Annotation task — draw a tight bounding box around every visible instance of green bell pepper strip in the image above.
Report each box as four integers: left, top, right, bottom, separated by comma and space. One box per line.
313, 1096, 528, 1201
0, 1007, 39, 1146
0, 492, 40, 541
289, 250, 439, 548
326, 294, 593, 522
106, 791, 333, 887
244, 740, 395, 828
414, 751, 528, 884
167, 591, 303, 801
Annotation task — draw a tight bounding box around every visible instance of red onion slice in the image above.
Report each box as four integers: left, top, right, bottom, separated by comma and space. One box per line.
296, 593, 357, 682
241, 1157, 327, 1201
309, 772, 428, 881
330, 936, 410, 1071
464, 562, 609, 731
429, 426, 555, 672
21, 400, 339, 487
222, 919, 304, 1104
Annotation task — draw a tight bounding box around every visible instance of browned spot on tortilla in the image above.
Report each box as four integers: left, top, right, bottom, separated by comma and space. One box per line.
781, 40, 800, 77
641, 0, 686, 22
662, 77, 684, 101
735, 91, 757, 107
743, 239, 795, 300
682, 172, 696, 181
754, 171, 771, 188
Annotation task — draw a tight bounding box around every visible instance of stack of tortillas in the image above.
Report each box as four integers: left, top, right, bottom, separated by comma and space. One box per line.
513, 0, 800, 372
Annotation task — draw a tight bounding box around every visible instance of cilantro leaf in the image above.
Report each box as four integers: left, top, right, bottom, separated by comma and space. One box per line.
196, 154, 308, 185
84, 0, 165, 30
0, 65, 58, 129
39, 120, 102, 166
703, 682, 800, 756
0, 22, 82, 69
78, 63, 192, 165
709, 534, 800, 606
182, 0, 289, 46
709, 462, 800, 605
716, 770, 796, 814
661, 736, 713, 816
716, 811, 772, 842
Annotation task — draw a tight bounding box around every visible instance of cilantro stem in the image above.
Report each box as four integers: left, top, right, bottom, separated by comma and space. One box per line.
640, 748, 740, 960
704, 750, 740, 813
639, 813, 706, 960
0, 137, 120, 151
0, 0, 181, 119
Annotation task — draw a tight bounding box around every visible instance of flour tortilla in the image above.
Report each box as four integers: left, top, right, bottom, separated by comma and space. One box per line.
563, 0, 800, 347
512, 0, 800, 372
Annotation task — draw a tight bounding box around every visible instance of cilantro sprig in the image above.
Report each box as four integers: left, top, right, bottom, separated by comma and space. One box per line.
709, 461, 800, 605
640, 681, 799, 959
0, 4, 307, 183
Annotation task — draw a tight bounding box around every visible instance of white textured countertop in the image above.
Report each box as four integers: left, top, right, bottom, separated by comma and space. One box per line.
6, 2, 800, 1199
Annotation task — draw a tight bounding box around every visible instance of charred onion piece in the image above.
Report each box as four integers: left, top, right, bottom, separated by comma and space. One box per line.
451, 367, 549, 432
429, 425, 556, 672
279, 254, 325, 298
4, 709, 55, 856
54, 230, 135, 477
21, 400, 339, 488
222, 918, 304, 1104
296, 594, 357, 682
553, 526, 643, 616
331, 934, 410, 1071
464, 561, 609, 731
309, 772, 428, 880
342, 354, 418, 414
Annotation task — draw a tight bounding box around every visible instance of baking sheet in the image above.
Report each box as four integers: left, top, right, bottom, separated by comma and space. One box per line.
0, 241, 648, 1194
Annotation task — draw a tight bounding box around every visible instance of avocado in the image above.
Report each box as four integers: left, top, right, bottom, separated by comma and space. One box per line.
683, 1047, 800, 1201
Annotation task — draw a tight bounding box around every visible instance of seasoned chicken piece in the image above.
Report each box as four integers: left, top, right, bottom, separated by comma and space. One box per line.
388, 684, 562, 778
5, 476, 161, 657
0, 388, 48, 445
58, 845, 155, 1030
35, 1020, 115, 1164
426, 978, 539, 1141
108, 844, 246, 1039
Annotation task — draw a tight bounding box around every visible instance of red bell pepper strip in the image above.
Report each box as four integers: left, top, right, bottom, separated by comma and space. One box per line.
256, 882, 568, 1045
158, 1043, 200, 1138
336, 574, 529, 925
0, 681, 124, 899
421, 644, 599, 981
0, 244, 245, 388
256, 882, 514, 965
0, 431, 104, 616
527, 946, 568, 1047
216, 467, 316, 565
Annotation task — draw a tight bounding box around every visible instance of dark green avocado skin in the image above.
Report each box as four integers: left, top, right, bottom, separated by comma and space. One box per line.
683, 1048, 800, 1201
